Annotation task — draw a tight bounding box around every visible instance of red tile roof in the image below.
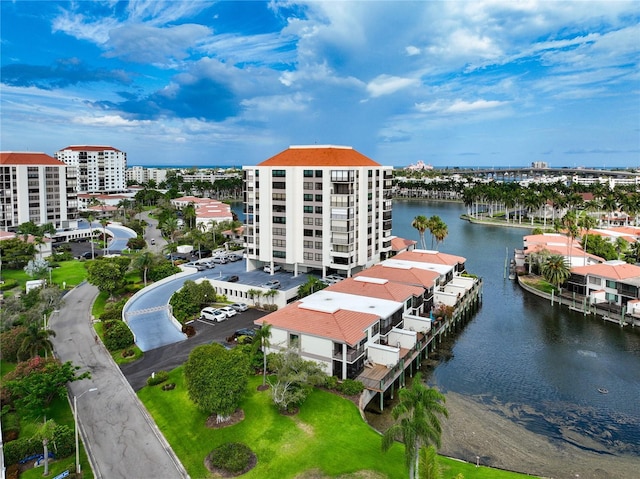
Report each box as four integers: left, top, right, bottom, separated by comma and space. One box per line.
1, 152, 65, 166
354, 264, 439, 288
327, 277, 424, 302
571, 261, 640, 280
255, 302, 378, 346
58, 145, 122, 152
258, 145, 381, 167
391, 237, 417, 252
394, 250, 466, 266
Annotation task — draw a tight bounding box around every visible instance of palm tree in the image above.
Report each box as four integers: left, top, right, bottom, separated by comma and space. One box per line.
428, 216, 448, 249
247, 288, 263, 308
540, 255, 571, 291
382, 372, 448, 479
263, 288, 278, 307
17, 322, 56, 360
252, 322, 272, 389
578, 213, 598, 265
132, 251, 155, 287
411, 215, 429, 249
100, 218, 110, 255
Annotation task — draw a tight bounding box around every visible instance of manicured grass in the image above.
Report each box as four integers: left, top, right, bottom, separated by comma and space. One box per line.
1, 260, 87, 293
139, 369, 539, 479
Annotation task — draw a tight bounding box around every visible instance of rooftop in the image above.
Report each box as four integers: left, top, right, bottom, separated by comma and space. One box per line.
258, 145, 381, 167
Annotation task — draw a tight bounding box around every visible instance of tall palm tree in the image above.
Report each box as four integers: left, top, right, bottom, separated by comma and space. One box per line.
578, 213, 598, 265
411, 215, 429, 249
247, 288, 263, 307
17, 322, 56, 360
541, 255, 571, 291
252, 322, 272, 389
382, 372, 448, 479
428, 216, 448, 249
100, 218, 110, 255
132, 251, 155, 287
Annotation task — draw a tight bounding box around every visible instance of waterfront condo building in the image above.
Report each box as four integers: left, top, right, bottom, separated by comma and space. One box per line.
243, 145, 394, 277
0, 152, 78, 230
55, 145, 126, 194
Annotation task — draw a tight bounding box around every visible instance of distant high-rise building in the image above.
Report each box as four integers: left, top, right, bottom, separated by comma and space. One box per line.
243, 145, 394, 277
55, 145, 126, 193
0, 152, 78, 230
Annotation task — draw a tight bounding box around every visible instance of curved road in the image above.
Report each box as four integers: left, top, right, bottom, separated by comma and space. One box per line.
50, 283, 188, 479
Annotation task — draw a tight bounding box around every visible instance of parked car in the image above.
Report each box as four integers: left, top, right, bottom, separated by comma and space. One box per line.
80, 251, 99, 259
211, 256, 228, 264
263, 264, 282, 273
196, 259, 215, 268
185, 262, 207, 271
324, 274, 345, 284
230, 328, 257, 342
218, 306, 237, 318
227, 253, 242, 262
261, 279, 281, 290
200, 307, 227, 322
219, 275, 239, 283
150, 238, 155, 245
230, 302, 249, 312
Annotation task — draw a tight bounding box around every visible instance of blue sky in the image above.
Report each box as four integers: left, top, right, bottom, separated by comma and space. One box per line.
1, 1, 638, 168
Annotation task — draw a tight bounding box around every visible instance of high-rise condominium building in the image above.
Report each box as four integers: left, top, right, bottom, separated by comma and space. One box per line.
243, 145, 393, 277
0, 152, 78, 230
55, 145, 126, 194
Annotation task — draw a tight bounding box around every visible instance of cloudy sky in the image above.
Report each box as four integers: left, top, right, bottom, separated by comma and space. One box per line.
1, 1, 638, 168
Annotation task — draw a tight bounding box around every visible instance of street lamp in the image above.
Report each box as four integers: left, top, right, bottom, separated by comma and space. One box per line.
74, 388, 97, 477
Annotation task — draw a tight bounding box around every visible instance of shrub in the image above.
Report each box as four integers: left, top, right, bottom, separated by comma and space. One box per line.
100, 299, 127, 321
148, 262, 180, 282
324, 375, 339, 390
147, 370, 169, 386
2, 411, 20, 441
182, 324, 196, 337
339, 379, 364, 396
0, 279, 18, 291
209, 442, 253, 474
3, 436, 41, 466
103, 321, 134, 351
51, 424, 74, 458
0, 326, 27, 361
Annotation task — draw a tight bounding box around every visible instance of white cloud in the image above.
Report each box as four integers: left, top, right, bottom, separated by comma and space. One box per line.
73, 115, 152, 127
366, 75, 418, 98
405, 46, 420, 56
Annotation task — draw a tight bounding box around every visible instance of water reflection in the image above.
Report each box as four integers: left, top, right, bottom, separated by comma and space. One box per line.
391, 200, 640, 456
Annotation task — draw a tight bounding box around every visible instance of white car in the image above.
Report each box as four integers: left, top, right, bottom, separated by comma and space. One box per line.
200, 307, 227, 322
218, 306, 237, 318
263, 264, 282, 273
325, 274, 345, 284
230, 302, 249, 312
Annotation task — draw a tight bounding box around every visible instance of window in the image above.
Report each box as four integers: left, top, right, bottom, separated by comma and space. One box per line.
315, 206, 323, 214
304, 182, 314, 190
272, 205, 286, 212
315, 230, 323, 237
315, 253, 322, 261
304, 206, 313, 213
272, 170, 286, 177
315, 194, 323, 202
273, 227, 286, 236
606, 280, 616, 289
304, 240, 313, 248
304, 217, 314, 225
303, 252, 313, 260
273, 239, 286, 247
304, 170, 313, 177
304, 194, 313, 201
304, 229, 313, 236
289, 333, 299, 348
272, 181, 286, 189
315, 182, 323, 190
371, 322, 380, 336
274, 250, 286, 258
315, 170, 323, 177
315, 241, 322, 249
273, 216, 286, 224
315, 218, 323, 226
331, 170, 354, 182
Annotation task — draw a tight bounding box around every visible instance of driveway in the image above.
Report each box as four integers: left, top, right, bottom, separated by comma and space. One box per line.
50, 283, 188, 479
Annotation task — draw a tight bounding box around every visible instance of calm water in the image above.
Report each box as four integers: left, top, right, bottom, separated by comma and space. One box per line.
392, 200, 640, 456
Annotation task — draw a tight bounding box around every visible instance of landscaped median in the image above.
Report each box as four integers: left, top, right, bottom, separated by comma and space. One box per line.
138, 369, 539, 479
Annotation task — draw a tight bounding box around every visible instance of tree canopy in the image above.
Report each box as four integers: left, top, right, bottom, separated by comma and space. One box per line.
184, 344, 250, 420
268, 349, 326, 413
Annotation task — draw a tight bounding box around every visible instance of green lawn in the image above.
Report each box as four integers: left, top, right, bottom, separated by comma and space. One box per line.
139, 369, 539, 479
1, 260, 87, 293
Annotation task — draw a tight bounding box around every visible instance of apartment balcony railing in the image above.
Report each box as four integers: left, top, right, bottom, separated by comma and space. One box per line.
333, 347, 366, 363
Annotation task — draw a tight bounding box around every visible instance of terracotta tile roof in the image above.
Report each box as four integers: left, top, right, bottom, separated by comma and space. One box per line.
354, 264, 439, 288
571, 261, 640, 280
258, 145, 381, 167
58, 145, 122, 152
1, 152, 65, 166
327, 277, 424, 302
255, 302, 378, 346
526, 243, 604, 262
391, 237, 417, 252
394, 249, 466, 266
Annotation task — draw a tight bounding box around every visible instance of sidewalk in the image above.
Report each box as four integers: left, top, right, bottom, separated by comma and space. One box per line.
50, 283, 188, 479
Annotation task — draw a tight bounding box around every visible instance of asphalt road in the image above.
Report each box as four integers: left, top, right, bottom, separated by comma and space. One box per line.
121, 307, 268, 390
50, 283, 188, 479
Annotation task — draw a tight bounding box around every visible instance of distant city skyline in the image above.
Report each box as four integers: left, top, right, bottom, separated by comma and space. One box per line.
1, 1, 638, 168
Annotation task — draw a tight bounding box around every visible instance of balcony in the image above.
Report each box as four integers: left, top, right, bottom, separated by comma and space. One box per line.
333, 346, 366, 363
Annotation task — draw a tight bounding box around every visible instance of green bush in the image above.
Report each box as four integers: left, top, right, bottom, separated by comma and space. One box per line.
3, 436, 41, 465
100, 299, 127, 321
339, 379, 364, 396
2, 411, 20, 441
147, 370, 169, 386
103, 320, 134, 351
148, 261, 180, 282
52, 424, 74, 458
209, 442, 253, 474
0, 279, 18, 291
0, 326, 27, 361
324, 375, 339, 390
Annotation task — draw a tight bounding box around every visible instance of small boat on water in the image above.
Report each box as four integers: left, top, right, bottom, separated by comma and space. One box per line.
598, 387, 608, 394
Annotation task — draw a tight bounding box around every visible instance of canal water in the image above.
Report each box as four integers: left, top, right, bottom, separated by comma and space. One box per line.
391, 200, 640, 457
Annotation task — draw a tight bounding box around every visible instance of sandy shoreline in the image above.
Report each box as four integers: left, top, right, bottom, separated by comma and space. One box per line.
438, 391, 640, 479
